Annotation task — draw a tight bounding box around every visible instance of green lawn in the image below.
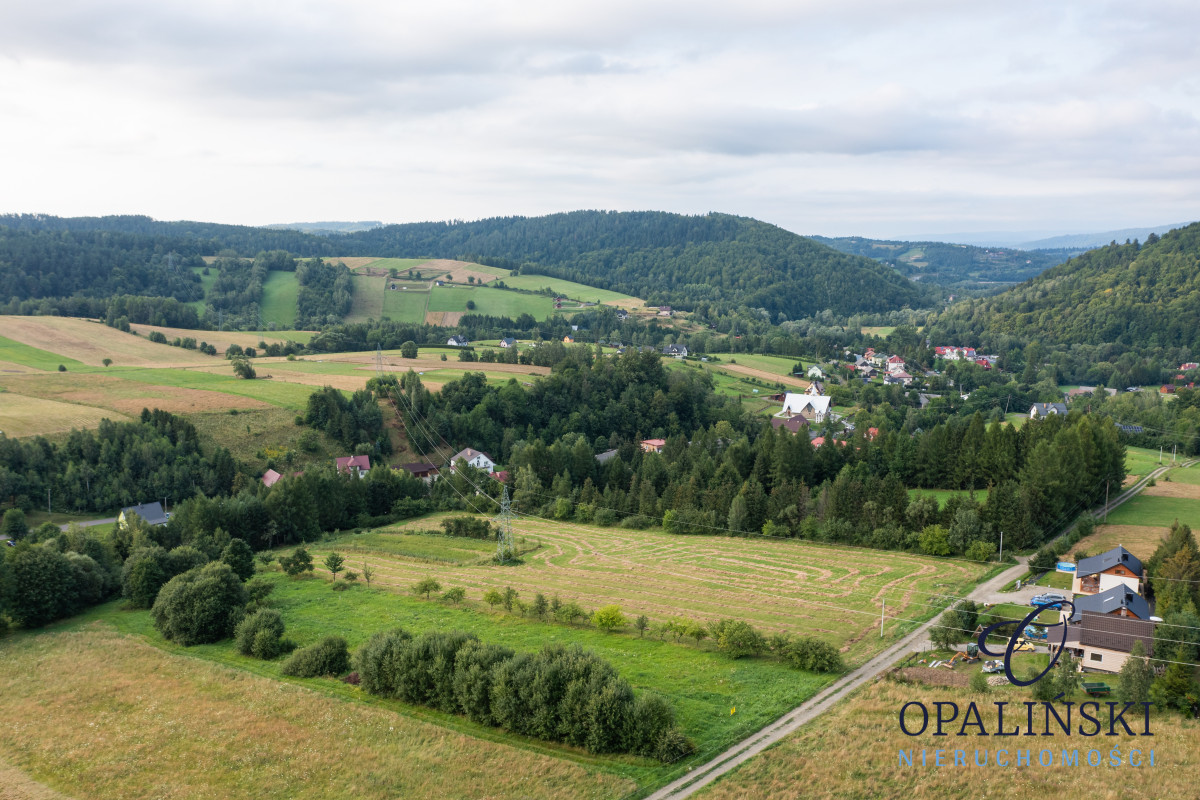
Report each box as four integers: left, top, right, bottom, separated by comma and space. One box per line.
321, 530, 506, 565
1166, 464, 1200, 485
1103, 493, 1200, 529
428, 286, 561, 319
1003, 412, 1029, 428
346, 274, 385, 323
82, 573, 834, 792
986, 602, 1060, 625
0, 336, 87, 371
382, 288, 430, 323
1126, 445, 1167, 476
723, 354, 806, 376
260, 271, 299, 328
1036, 570, 1074, 590
499, 275, 635, 305
907, 488, 991, 508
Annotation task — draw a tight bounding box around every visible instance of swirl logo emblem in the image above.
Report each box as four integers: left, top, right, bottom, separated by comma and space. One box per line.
976, 600, 1076, 686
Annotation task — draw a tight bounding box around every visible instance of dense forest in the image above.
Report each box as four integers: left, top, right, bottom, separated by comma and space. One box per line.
295, 257, 353, 327
929, 223, 1200, 350
811, 235, 1071, 290
333, 211, 936, 318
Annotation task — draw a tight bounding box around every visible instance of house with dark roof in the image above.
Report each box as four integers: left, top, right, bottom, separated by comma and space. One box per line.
662, 344, 688, 358
499, 337, 517, 348
1066, 583, 1151, 623
770, 416, 809, 434
118, 501, 170, 528
1072, 545, 1143, 595
447, 335, 469, 347
1029, 402, 1068, 419
399, 462, 440, 483
1051, 611, 1155, 675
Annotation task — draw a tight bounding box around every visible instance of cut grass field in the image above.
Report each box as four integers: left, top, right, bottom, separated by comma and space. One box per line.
0, 625, 630, 800
346, 273, 385, 323
260, 270, 300, 328
0, 371, 272, 417
0, 335, 87, 371
1070, 524, 1170, 562
1102, 492, 1200, 529
354, 257, 430, 273
305, 515, 989, 665
1165, 463, 1200, 485
127, 323, 314, 353
500, 275, 638, 305
720, 354, 806, 378
0, 317, 214, 368
0, 391, 129, 437
381, 288, 429, 323
694, 678, 1200, 800
1125, 445, 1167, 477
985, 601, 1059, 625
428, 285, 561, 319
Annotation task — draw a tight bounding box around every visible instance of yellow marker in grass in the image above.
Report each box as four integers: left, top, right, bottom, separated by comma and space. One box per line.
730, 707, 736, 715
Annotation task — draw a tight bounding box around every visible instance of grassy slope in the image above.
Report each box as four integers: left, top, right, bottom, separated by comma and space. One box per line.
188, 266, 218, 312
87, 572, 831, 792
0, 336, 87, 371
500, 275, 636, 304
382, 289, 429, 323
260, 271, 299, 328
906, 488, 991, 508
0, 391, 126, 437
428, 286, 560, 319
1104, 493, 1200, 529
114, 367, 320, 411
346, 274, 385, 323
0, 625, 630, 800
695, 678, 1199, 800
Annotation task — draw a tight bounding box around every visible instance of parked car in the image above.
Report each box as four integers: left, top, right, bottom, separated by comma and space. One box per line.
1030, 593, 1066, 608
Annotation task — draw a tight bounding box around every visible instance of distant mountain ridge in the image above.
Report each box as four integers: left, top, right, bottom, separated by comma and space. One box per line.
809, 235, 1069, 289
929, 221, 1200, 350
265, 221, 383, 234
1015, 223, 1195, 250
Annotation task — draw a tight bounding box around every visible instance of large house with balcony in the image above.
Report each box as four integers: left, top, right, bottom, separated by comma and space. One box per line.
1072, 545, 1143, 596
1051, 611, 1155, 675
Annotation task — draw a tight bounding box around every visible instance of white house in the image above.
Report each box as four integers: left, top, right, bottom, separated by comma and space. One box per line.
118, 502, 169, 528
335, 455, 371, 478
450, 447, 495, 473
806, 365, 825, 379
447, 335, 469, 347
1029, 402, 1068, 419
779, 393, 832, 423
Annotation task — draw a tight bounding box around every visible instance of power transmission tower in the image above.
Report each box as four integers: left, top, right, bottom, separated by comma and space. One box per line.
375, 344, 384, 380
493, 485, 516, 562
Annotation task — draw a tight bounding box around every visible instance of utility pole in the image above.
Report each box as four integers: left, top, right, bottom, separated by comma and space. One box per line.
998, 530, 1003, 562
880, 598, 885, 638
1104, 482, 1109, 522
1173, 444, 1177, 463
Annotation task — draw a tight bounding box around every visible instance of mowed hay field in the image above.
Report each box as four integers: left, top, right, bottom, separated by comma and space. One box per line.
127, 323, 314, 353
346, 274, 385, 323
0, 371, 271, 417
1069, 524, 1169, 562
0, 392, 129, 437
0, 625, 632, 800
0, 317, 214, 367
693, 680, 1200, 800
500, 275, 639, 306
260, 271, 300, 328
308, 515, 989, 664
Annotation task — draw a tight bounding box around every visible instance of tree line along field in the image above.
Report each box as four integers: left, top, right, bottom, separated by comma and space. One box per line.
304, 514, 989, 666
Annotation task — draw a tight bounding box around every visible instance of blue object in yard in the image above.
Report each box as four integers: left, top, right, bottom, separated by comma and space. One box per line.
1030, 592, 1066, 608
1024, 625, 1048, 639
1057, 562, 1076, 572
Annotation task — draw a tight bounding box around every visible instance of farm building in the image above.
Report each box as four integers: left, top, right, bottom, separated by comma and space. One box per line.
1072, 545, 1143, 595
450, 447, 495, 472
118, 501, 170, 528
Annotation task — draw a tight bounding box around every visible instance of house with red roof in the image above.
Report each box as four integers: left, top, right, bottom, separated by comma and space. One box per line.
335, 455, 371, 478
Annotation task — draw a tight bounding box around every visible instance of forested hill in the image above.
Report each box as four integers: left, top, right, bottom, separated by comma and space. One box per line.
810, 235, 1070, 290
928, 222, 1200, 349
334, 211, 936, 318
1, 211, 936, 319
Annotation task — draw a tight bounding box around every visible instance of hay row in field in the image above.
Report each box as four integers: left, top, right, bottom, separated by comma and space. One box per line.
0, 316, 214, 367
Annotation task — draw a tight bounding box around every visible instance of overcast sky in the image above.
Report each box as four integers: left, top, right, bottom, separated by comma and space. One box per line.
1, 1, 1197, 238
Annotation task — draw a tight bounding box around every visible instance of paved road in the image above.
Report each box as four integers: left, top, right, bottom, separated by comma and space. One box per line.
646, 557, 1028, 800
649, 458, 1194, 800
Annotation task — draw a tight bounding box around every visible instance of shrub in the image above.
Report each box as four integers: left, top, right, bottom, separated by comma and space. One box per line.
555, 601, 586, 624
442, 586, 466, 604
122, 546, 169, 609
323, 551, 345, 577
331, 580, 350, 591
483, 589, 503, 608
244, 576, 275, 609
501, 586, 518, 611
592, 605, 627, 632
279, 547, 314, 577
709, 619, 766, 658
151, 562, 248, 646
412, 576, 442, 598
281, 636, 351, 678
969, 670, 990, 694
235, 608, 286, 659
781, 637, 844, 673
